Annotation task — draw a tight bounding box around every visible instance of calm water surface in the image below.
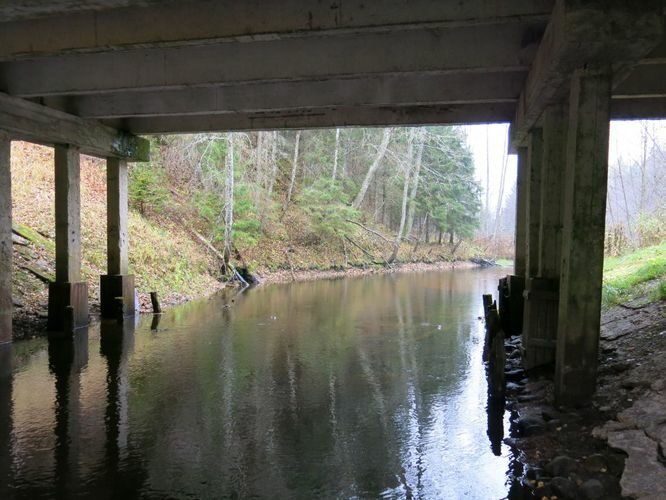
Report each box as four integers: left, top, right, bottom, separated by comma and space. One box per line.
0, 268, 514, 499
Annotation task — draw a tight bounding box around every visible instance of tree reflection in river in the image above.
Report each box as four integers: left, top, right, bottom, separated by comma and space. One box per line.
3, 267, 512, 498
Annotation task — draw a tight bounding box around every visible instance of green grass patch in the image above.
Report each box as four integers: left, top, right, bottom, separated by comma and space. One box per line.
495, 258, 513, 267
602, 241, 666, 307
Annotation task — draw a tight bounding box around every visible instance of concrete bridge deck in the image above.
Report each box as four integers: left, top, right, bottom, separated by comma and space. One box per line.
0, 0, 665, 405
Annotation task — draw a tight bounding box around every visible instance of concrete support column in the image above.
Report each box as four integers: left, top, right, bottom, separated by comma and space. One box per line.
514, 148, 528, 278
539, 105, 568, 280
525, 129, 543, 278
555, 67, 611, 406
0, 133, 11, 344
522, 111, 567, 370
48, 145, 88, 333
100, 158, 134, 319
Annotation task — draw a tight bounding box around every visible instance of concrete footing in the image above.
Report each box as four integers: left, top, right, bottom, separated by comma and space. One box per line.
522, 277, 559, 370
47, 282, 89, 333
100, 274, 135, 319
498, 275, 524, 336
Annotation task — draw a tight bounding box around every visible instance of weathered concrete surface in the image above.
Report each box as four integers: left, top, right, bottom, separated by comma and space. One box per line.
0, 132, 11, 344
47, 281, 89, 332
0, 92, 149, 161
510, 0, 663, 150
50, 145, 89, 333
54, 145, 81, 284
514, 147, 528, 278
100, 274, 135, 319
106, 158, 128, 276
555, 66, 611, 406
538, 104, 567, 280
525, 128, 543, 278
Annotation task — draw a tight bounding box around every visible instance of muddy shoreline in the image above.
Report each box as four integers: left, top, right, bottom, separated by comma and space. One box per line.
12, 259, 487, 340
502, 299, 666, 499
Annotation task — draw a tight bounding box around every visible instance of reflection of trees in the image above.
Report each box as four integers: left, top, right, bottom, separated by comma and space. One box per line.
48, 330, 88, 499
7, 267, 509, 498
0, 345, 12, 500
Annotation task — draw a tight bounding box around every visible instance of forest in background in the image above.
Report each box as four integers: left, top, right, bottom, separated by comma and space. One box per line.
9, 122, 665, 331
131, 126, 483, 274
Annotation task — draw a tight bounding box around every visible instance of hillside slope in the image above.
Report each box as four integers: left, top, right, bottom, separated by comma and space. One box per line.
10, 142, 478, 339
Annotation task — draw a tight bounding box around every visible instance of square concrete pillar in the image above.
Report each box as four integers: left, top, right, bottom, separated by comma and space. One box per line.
555, 67, 611, 406
539, 105, 568, 281
101, 158, 134, 319
524, 129, 543, 278
0, 133, 11, 344
514, 147, 528, 278
521, 129, 544, 366
523, 107, 568, 370
48, 145, 88, 333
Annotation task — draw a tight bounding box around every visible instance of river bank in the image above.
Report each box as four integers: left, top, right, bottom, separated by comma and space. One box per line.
12, 258, 491, 340
257, 259, 482, 285
504, 287, 666, 499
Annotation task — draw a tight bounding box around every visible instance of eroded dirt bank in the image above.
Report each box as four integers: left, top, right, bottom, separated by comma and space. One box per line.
505, 299, 666, 499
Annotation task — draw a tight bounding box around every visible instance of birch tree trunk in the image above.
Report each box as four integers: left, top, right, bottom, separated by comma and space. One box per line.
332, 128, 341, 180
223, 133, 235, 270
268, 131, 278, 196
389, 129, 415, 263
352, 128, 392, 210
285, 130, 301, 209
405, 128, 425, 238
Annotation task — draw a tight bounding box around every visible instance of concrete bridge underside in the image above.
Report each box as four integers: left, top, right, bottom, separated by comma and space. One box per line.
0, 0, 665, 406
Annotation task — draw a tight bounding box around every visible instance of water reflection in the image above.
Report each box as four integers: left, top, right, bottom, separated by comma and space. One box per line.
48, 330, 88, 498
4, 267, 512, 498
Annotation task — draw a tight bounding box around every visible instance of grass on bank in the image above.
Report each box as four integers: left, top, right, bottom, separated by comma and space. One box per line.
602, 240, 666, 307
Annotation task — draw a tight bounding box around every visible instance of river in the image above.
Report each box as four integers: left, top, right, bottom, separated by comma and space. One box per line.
0, 267, 516, 499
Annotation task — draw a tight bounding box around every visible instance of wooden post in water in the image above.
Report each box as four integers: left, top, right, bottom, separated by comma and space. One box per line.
150, 292, 162, 314
483, 294, 505, 400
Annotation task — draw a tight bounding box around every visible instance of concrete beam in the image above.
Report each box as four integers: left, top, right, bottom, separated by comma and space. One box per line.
0, 24, 533, 97
54, 145, 81, 284
0, 92, 149, 161
0, 132, 11, 344
514, 148, 528, 278
106, 158, 128, 275
66, 71, 526, 119
525, 129, 543, 278
539, 104, 567, 280
555, 66, 611, 407
510, 0, 662, 151
102, 103, 516, 134
0, 0, 552, 60
611, 97, 666, 120
614, 64, 666, 99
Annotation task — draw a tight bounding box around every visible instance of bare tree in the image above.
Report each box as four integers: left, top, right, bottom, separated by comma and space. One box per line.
405, 128, 426, 239
389, 129, 416, 263
285, 131, 301, 209
223, 133, 235, 270
352, 128, 392, 210
332, 128, 341, 180
267, 131, 279, 196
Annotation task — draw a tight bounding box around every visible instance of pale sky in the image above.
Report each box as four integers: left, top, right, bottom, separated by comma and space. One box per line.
464, 120, 666, 211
